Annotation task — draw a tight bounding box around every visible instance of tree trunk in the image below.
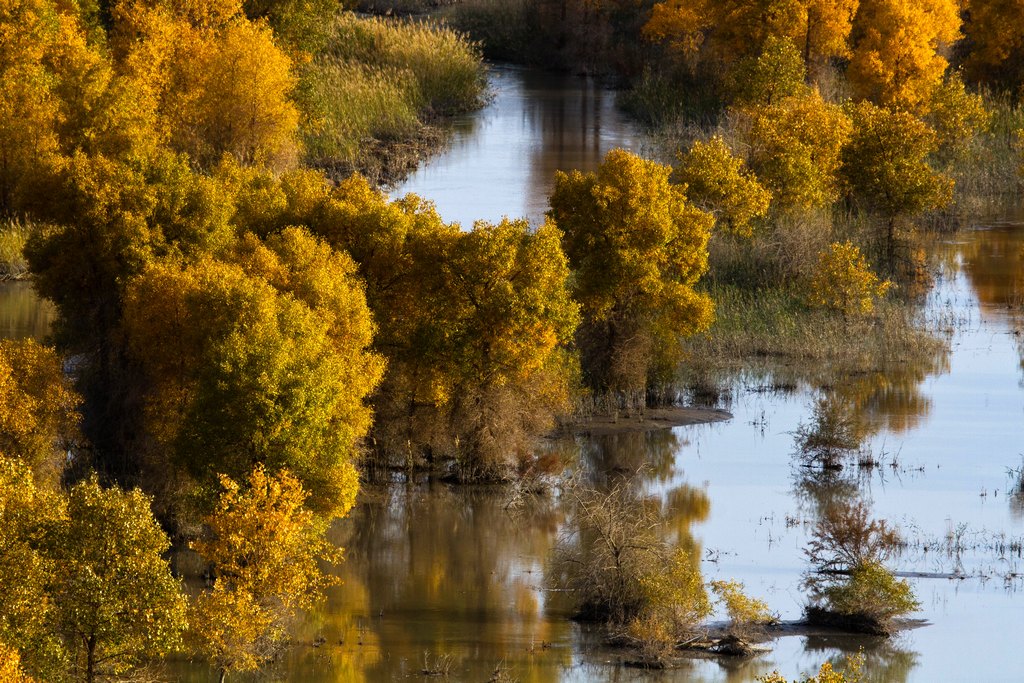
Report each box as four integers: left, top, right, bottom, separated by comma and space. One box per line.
86, 634, 96, 683
886, 216, 896, 272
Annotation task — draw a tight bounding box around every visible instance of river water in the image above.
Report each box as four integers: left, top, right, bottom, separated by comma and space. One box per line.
5, 64, 1024, 681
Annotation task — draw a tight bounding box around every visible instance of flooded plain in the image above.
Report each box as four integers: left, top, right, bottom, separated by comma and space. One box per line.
296, 223, 1024, 683
4, 64, 1024, 681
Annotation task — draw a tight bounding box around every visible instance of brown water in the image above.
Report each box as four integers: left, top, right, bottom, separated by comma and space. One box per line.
12, 66, 1024, 681
0, 280, 54, 339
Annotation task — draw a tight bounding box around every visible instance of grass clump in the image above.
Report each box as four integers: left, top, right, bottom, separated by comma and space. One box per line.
297, 13, 486, 176
682, 284, 944, 381
300, 62, 421, 165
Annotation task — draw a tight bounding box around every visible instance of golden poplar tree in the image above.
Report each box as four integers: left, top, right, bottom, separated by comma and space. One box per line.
675, 136, 772, 238
743, 89, 853, 212
848, 0, 962, 111
963, 0, 1024, 88
549, 148, 714, 398
189, 466, 340, 681
643, 0, 859, 69
122, 232, 380, 519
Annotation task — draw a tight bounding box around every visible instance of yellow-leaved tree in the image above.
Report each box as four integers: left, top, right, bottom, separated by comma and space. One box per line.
0, 0, 61, 215
925, 74, 990, 166
440, 218, 580, 475
0, 456, 62, 681
0, 340, 80, 485
548, 148, 714, 402
643, 0, 859, 71
806, 241, 892, 317
848, 0, 962, 111
675, 135, 772, 238
189, 465, 341, 682
963, 0, 1024, 89
45, 476, 187, 683
241, 171, 580, 477
742, 89, 853, 212
0, 643, 36, 683
840, 101, 953, 264
113, 0, 300, 170
728, 35, 810, 107
122, 231, 380, 519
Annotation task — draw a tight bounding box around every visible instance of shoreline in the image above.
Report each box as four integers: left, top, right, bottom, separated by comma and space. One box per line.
557, 405, 733, 437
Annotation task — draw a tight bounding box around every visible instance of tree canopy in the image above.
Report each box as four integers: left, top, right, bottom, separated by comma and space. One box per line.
549, 148, 714, 397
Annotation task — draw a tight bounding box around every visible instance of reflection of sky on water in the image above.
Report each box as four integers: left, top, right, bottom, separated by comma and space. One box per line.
391, 64, 640, 229
651, 223, 1024, 682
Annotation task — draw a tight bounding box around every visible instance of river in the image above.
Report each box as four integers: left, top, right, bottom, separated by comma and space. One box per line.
4, 64, 1024, 682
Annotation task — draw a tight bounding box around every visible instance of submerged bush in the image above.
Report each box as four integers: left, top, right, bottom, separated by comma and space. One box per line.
793, 396, 864, 470
818, 560, 919, 625
710, 579, 777, 637
758, 653, 864, 683
803, 502, 916, 634
547, 478, 712, 662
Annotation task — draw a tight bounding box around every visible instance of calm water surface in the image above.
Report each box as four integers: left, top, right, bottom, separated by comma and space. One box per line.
391, 64, 640, 229
0, 280, 54, 339
13, 66, 1024, 681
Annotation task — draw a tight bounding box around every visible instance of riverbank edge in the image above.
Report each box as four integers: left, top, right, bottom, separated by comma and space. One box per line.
557, 406, 733, 437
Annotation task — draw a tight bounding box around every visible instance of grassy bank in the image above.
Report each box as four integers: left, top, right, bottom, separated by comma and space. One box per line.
681, 284, 947, 384
299, 13, 487, 184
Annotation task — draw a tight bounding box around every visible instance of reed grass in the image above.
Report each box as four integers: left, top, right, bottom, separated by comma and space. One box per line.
946, 91, 1024, 208
298, 13, 486, 169
300, 61, 421, 164
679, 284, 947, 389
325, 14, 486, 116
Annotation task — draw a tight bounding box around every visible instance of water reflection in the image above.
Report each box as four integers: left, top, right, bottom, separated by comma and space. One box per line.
954, 224, 1024, 382
578, 429, 685, 484
321, 484, 572, 681
0, 281, 54, 339
392, 65, 639, 229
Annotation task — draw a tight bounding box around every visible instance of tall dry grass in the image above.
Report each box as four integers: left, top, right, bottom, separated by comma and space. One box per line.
679, 283, 947, 391
947, 91, 1024, 208
324, 14, 485, 116
301, 62, 421, 165
298, 13, 486, 168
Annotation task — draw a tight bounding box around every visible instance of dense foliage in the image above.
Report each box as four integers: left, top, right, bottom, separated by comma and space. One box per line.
0, 0, 1015, 674
549, 149, 714, 401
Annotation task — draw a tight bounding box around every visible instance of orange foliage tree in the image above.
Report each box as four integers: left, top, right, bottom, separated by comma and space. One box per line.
848, 0, 962, 111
